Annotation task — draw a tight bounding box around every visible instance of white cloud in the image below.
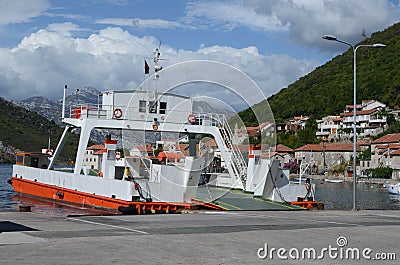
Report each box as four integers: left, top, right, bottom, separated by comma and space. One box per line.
185, 0, 288, 31
184, 0, 400, 49
95, 18, 183, 30
0, 27, 316, 110
272, 0, 399, 47
47, 22, 85, 37
0, 0, 50, 26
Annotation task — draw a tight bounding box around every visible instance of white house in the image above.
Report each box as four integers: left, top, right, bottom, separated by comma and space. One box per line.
316, 100, 388, 140
83, 144, 104, 170
316, 116, 343, 141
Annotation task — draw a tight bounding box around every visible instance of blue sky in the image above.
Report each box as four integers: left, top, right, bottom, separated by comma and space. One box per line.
0, 0, 400, 110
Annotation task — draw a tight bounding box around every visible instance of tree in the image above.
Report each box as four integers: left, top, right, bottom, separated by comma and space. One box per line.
358, 147, 371, 160
365, 167, 393, 179
297, 116, 319, 145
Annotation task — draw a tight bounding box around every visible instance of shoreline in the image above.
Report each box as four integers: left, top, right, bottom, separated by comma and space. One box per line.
291, 173, 398, 185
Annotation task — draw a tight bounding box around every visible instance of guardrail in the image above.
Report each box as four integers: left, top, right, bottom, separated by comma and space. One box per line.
68, 104, 229, 125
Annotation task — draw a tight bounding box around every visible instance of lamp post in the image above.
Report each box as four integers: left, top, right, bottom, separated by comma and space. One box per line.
322, 35, 385, 211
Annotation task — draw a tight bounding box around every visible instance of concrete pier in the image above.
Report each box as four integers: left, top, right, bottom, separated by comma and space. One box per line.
0, 210, 399, 264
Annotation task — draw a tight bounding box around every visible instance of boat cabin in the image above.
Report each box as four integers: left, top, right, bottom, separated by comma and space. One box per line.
101, 90, 192, 124
16, 152, 50, 169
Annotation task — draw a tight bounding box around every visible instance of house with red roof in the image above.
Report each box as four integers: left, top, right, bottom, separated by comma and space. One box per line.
294, 142, 362, 174
316, 116, 343, 141
287, 115, 309, 132
83, 144, 104, 170
371, 133, 400, 179
233, 122, 274, 144
316, 100, 388, 141
260, 144, 294, 166
341, 108, 386, 139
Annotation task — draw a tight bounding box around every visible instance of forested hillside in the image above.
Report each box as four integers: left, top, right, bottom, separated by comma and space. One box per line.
0, 97, 78, 163
239, 22, 400, 124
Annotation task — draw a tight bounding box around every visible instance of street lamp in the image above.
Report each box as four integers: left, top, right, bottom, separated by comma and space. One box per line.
322, 35, 385, 211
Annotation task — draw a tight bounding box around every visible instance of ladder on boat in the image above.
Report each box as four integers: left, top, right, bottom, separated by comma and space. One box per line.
217, 115, 247, 187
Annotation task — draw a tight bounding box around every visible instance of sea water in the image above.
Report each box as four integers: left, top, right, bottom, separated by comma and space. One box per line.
0, 164, 17, 211
315, 180, 400, 210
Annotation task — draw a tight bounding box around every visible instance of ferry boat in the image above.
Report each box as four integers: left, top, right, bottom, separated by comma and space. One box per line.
9, 50, 317, 213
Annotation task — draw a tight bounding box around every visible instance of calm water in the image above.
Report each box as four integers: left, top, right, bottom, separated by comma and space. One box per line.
315, 180, 400, 210
1, 164, 400, 214
0, 164, 16, 210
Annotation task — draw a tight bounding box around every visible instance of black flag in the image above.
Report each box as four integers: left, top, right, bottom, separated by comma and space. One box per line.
144, 60, 150, 74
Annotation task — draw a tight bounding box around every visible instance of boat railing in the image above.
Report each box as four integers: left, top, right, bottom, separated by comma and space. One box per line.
67, 104, 229, 127
187, 112, 227, 127
68, 104, 107, 119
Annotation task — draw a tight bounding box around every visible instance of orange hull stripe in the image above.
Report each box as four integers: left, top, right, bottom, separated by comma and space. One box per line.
11, 176, 193, 212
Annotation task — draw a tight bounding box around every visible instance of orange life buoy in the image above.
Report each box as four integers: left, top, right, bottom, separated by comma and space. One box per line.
113, 108, 123, 119
188, 114, 196, 124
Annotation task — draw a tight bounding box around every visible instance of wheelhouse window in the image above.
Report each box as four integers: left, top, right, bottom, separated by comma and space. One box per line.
149, 101, 157, 113
107, 150, 116, 160
139, 100, 146, 113
16, 155, 23, 164
159, 102, 167, 114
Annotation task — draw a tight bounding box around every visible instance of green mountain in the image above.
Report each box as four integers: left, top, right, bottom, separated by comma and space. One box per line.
0, 97, 78, 163
239, 22, 400, 124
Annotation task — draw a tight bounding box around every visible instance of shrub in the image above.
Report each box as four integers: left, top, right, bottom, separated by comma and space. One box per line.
365, 167, 393, 179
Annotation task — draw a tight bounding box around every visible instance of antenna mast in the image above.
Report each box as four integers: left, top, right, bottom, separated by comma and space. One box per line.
144, 42, 167, 94
153, 42, 163, 80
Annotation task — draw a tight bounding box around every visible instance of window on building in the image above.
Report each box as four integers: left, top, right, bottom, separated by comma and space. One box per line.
149, 101, 157, 113
139, 100, 147, 112
159, 102, 167, 114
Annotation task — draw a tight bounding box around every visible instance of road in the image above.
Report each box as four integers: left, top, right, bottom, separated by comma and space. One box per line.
1, 210, 399, 264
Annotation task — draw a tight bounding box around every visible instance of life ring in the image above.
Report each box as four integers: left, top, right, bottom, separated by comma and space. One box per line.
46, 149, 53, 156
113, 108, 123, 119
188, 114, 196, 124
